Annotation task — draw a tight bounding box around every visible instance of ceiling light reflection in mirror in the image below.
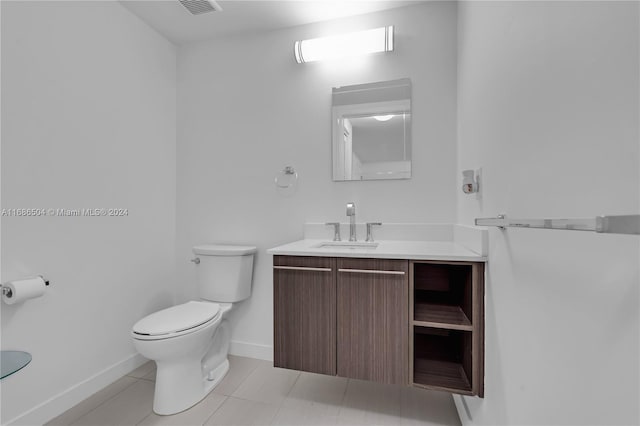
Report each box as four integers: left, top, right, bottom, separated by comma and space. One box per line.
332, 79, 412, 181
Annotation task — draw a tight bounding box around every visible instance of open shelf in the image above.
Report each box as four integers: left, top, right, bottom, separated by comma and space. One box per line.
414, 302, 472, 331
412, 327, 472, 393
412, 263, 473, 329
409, 260, 483, 397
413, 359, 471, 392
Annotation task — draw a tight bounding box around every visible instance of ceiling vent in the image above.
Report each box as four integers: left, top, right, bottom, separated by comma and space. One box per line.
178, 0, 222, 15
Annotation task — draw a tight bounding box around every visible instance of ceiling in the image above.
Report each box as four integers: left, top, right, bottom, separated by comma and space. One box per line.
120, 0, 426, 45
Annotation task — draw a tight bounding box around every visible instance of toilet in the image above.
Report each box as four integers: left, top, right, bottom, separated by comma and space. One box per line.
131, 244, 256, 415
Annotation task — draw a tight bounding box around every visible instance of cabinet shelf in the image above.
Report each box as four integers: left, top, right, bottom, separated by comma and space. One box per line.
413, 358, 472, 393
412, 327, 473, 393
413, 303, 472, 331
410, 260, 484, 397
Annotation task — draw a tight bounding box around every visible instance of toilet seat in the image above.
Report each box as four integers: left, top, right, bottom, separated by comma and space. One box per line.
132, 301, 220, 341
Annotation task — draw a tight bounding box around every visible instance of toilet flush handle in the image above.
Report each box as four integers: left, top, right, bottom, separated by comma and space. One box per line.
190, 258, 200, 265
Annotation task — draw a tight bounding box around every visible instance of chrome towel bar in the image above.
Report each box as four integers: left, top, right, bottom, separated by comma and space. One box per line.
474, 214, 640, 235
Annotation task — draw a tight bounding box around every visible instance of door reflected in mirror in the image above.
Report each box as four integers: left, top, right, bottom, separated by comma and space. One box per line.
332, 78, 411, 181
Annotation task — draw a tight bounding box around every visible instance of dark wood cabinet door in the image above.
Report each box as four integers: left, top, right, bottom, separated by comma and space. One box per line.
336, 258, 409, 385
273, 256, 336, 375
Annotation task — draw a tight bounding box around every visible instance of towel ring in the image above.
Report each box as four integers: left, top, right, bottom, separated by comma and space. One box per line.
275, 166, 298, 189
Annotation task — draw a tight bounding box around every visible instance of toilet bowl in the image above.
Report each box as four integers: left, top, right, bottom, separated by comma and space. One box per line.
131, 244, 256, 415
131, 301, 232, 415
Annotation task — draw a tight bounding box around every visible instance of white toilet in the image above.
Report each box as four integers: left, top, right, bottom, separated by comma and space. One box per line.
131, 244, 256, 415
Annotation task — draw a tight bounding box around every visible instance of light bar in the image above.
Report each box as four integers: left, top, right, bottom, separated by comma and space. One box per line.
294, 26, 394, 64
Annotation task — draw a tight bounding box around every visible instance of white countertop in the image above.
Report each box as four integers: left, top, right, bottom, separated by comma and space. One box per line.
267, 239, 487, 262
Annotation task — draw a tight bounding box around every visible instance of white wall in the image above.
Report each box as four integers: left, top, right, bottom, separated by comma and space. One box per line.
1, 2, 176, 423
456, 2, 639, 425
176, 2, 458, 358
6, 1, 634, 424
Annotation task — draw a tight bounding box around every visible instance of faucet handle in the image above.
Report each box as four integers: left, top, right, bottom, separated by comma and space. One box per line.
325, 222, 341, 241
365, 222, 382, 242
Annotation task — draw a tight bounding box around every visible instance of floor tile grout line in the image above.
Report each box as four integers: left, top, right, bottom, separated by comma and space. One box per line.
134, 409, 153, 426
231, 358, 266, 393
65, 377, 142, 426
222, 358, 269, 398
207, 395, 282, 426
272, 372, 353, 426
334, 378, 352, 420
226, 393, 287, 406
200, 394, 229, 426
125, 362, 156, 381
53, 357, 461, 426
284, 371, 302, 398
129, 356, 266, 424
268, 370, 302, 425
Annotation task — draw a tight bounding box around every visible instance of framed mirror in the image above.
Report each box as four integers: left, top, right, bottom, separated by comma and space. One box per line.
332, 78, 411, 181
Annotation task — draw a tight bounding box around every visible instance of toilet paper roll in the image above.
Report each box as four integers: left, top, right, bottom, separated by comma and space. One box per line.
2, 276, 47, 305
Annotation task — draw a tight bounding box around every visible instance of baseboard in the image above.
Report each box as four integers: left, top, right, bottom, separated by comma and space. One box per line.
229, 340, 273, 362
453, 394, 473, 426
8, 342, 272, 425
6, 353, 147, 426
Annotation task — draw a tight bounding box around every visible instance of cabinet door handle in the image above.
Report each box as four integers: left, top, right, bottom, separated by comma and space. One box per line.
338, 268, 405, 275
274, 266, 332, 272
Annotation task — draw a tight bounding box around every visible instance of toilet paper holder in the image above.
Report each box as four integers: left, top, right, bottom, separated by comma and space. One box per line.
1, 275, 50, 298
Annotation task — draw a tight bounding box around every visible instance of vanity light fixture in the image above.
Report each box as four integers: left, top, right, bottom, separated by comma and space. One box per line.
374, 114, 394, 122
294, 26, 394, 64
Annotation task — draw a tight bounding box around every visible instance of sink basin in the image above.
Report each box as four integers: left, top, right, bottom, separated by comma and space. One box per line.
313, 241, 379, 249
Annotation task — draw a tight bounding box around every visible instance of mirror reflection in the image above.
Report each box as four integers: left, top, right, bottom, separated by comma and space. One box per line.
332, 78, 411, 181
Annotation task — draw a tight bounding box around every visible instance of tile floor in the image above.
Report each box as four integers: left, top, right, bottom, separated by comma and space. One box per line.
46, 356, 461, 426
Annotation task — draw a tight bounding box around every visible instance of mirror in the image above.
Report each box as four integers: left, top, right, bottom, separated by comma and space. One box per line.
332, 78, 411, 181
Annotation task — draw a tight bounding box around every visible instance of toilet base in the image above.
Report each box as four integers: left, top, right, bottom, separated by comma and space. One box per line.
204, 358, 230, 394
153, 358, 229, 416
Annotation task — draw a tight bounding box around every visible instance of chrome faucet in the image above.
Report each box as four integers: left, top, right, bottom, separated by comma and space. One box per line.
346, 202, 356, 241
366, 222, 382, 242
325, 222, 341, 241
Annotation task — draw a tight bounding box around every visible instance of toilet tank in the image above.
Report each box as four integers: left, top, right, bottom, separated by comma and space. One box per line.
192, 244, 257, 302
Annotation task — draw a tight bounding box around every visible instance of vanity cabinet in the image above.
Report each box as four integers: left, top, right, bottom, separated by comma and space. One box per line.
336, 258, 408, 385
273, 255, 484, 397
273, 256, 336, 375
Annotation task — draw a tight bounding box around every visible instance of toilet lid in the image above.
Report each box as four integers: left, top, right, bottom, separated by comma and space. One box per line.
132, 301, 220, 337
